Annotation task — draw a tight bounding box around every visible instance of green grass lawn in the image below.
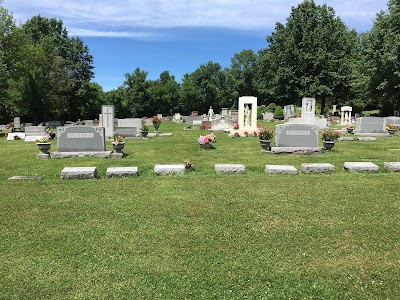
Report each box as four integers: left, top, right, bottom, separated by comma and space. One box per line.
1, 121, 400, 299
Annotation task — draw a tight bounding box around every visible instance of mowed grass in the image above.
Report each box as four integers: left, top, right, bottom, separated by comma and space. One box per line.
1, 121, 400, 299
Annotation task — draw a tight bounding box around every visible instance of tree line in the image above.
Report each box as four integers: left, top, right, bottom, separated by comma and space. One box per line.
0, 0, 399, 124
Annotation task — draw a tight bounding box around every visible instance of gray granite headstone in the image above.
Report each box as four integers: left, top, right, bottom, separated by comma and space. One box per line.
14, 117, 21, 128
275, 124, 319, 147
25, 126, 47, 136
357, 117, 385, 133
48, 120, 62, 128
117, 118, 142, 129
84, 120, 94, 126
57, 126, 105, 152
115, 127, 138, 137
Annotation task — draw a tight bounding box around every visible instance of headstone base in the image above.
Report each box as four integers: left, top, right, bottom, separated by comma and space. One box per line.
301, 163, 336, 174
338, 137, 354, 141
154, 164, 186, 175
9, 176, 44, 180
110, 152, 123, 159
61, 167, 97, 179
344, 162, 379, 173
50, 151, 112, 158
37, 153, 50, 160
271, 147, 325, 155
265, 165, 298, 175
106, 167, 139, 178
214, 164, 246, 174
355, 132, 389, 136
384, 162, 400, 172
357, 137, 377, 141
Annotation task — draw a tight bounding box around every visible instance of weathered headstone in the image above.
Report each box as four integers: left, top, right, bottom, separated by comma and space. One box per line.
357, 117, 386, 133
220, 108, 228, 116
14, 117, 21, 129
385, 117, 400, 127
262, 112, 274, 121
117, 118, 141, 129
84, 120, 94, 126
284, 105, 296, 118
57, 126, 106, 152
101, 105, 115, 138
48, 120, 62, 128
275, 124, 319, 147
24, 126, 47, 142
115, 127, 138, 138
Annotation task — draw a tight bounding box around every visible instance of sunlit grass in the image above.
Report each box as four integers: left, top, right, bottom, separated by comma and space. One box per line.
1, 121, 400, 298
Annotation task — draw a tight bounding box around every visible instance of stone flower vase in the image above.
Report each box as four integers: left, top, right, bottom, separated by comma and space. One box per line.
260, 139, 271, 151
37, 142, 52, 154
200, 142, 212, 149
112, 142, 125, 153
323, 141, 335, 151
153, 122, 160, 133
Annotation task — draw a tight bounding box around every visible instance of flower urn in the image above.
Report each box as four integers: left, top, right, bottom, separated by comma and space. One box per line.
112, 142, 125, 153
260, 139, 271, 151
37, 142, 51, 154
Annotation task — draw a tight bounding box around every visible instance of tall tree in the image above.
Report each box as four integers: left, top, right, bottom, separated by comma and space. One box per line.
0, 1, 15, 122
228, 49, 258, 98
259, 0, 357, 113
180, 61, 226, 114
124, 67, 150, 117
8, 15, 94, 124
148, 71, 180, 116
360, 0, 400, 115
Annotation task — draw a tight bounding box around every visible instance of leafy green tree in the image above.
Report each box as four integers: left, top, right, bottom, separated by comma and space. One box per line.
124, 67, 150, 117
105, 87, 130, 118
258, 0, 357, 113
228, 49, 258, 98
180, 61, 226, 114
0, 1, 15, 122
148, 71, 181, 116
360, 0, 400, 115
7, 15, 94, 123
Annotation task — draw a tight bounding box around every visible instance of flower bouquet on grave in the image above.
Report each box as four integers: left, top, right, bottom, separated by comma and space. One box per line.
257, 124, 273, 140
151, 115, 162, 132
112, 132, 125, 145
321, 129, 340, 151
321, 129, 340, 141
36, 133, 52, 143
198, 133, 216, 149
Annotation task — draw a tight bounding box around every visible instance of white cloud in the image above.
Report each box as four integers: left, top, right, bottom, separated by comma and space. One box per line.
3, 0, 388, 37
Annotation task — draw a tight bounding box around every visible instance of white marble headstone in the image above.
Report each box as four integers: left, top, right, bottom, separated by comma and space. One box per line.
101, 105, 115, 138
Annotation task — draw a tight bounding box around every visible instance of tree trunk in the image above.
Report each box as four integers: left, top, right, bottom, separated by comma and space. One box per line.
321, 95, 326, 116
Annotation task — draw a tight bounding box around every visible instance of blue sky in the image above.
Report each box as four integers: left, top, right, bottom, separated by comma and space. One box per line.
3, 0, 388, 92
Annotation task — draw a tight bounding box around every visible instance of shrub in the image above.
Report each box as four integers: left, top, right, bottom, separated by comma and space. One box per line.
273, 106, 284, 120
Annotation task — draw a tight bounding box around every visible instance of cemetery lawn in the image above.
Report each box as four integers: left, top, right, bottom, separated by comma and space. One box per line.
1, 121, 400, 299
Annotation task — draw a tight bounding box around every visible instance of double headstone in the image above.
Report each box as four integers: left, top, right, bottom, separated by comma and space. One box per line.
275, 124, 319, 147
357, 117, 386, 133
57, 126, 106, 152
